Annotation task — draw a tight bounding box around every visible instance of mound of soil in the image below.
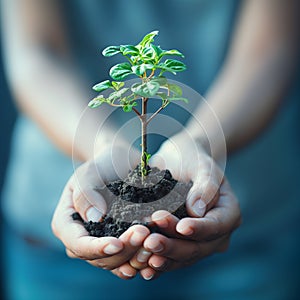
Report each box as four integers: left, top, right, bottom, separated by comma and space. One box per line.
72, 165, 192, 238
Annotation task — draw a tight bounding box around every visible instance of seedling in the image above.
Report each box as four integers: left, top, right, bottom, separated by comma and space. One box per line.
89, 30, 188, 180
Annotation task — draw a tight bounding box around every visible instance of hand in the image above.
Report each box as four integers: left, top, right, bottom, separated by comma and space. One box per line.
133, 178, 240, 278
51, 143, 152, 276
150, 133, 225, 217
128, 135, 241, 279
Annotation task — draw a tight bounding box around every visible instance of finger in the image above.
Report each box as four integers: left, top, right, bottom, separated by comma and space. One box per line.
119, 224, 151, 248
186, 161, 223, 217
144, 233, 229, 263
129, 247, 152, 270
111, 263, 137, 280
52, 185, 123, 260
66, 248, 77, 259
90, 225, 151, 270
144, 233, 196, 261
72, 166, 107, 222
148, 255, 170, 272
177, 180, 241, 240
151, 210, 183, 238
148, 235, 230, 272
65, 234, 124, 260
139, 266, 160, 281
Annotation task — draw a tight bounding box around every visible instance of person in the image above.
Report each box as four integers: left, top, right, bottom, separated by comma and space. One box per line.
1, 0, 299, 299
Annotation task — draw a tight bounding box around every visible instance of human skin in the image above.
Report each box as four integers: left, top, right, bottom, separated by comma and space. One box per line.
2, 0, 299, 280
108, 0, 300, 279
52, 139, 240, 280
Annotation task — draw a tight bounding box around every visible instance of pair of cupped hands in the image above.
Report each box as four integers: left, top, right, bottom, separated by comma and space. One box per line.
52, 134, 241, 281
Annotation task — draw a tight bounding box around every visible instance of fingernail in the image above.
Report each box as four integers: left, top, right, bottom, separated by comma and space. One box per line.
137, 250, 151, 263
103, 243, 122, 255
177, 225, 194, 236
152, 211, 171, 222
149, 242, 164, 253
86, 207, 103, 222
130, 228, 147, 246
151, 211, 170, 228
121, 270, 135, 278
151, 259, 165, 269
143, 274, 154, 281
191, 199, 206, 217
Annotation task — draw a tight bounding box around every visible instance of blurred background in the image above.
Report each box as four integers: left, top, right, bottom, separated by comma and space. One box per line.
0, 1, 299, 299
0, 38, 17, 297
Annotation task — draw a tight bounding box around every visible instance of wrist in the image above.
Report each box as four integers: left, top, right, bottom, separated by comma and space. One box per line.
170, 129, 226, 167
169, 131, 209, 155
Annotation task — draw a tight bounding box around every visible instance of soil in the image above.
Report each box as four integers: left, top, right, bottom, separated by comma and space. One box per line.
72, 165, 192, 238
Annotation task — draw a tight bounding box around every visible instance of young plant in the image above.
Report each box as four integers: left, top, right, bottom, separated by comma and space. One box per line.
89, 30, 188, 180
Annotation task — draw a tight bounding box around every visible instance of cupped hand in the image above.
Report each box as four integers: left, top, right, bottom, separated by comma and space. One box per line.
51, 143, 152, 276
128, 134, 241, 278
128, 177, 240, 278
150, 133, 225, 217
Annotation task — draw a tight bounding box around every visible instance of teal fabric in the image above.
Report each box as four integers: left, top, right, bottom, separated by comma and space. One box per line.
2, 0, 300, 299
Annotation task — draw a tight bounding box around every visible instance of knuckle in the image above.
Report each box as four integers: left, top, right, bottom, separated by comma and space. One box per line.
95, 260, 111, 270
129, 260, 144, 270
65, 249, 74, 258
70, 245, 86, 259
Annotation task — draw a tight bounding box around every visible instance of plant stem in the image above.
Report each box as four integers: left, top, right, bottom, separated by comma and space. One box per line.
146, 105, 165, 125
141, 97, 148, 180
132, 107, 141, 117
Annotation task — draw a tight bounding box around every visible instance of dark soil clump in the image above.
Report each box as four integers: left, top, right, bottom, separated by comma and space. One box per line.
106, 166, 177, 203
72, 165, 192, 238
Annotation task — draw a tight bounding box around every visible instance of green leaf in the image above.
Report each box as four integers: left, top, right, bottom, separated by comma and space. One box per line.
168, 83, 182, 96
157, 59, 186, 74
141, 46, 157, 61
109, 63, 134, 80
147, 154, 151, 162
151, 76, 168, 86
120, 45, 140, 56
131, 81, 160, 98
164, 59, 187, 71
108, 87, 129, 102
143, 151, 151, 164
92, 80, 112, 92
132, 63, 154, 76
156, 92, 170, 107
159, 49, 184, 59
156, 92, 168, 101
112, 81, 125, 91
122, 102, 137, 112
138, 30, 159, 47
102, 46, 121, 57
88, 95, 106, 108
151, 45, 164, 59
120, 93, 136, 104
145, 81, 160, 96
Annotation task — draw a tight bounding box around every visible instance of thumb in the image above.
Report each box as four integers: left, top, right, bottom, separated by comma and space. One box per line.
72, 161, 108, 222
73, 183, 107, 222
186, 179, 220, 217
186, 161, 223, 217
